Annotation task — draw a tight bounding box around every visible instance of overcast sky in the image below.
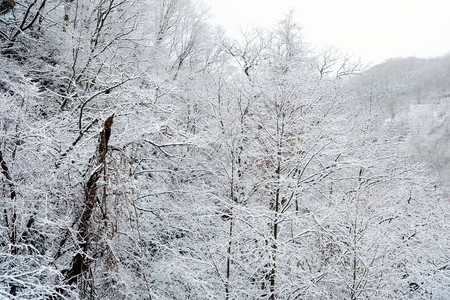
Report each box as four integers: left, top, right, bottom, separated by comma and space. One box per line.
205, 0, 450, 65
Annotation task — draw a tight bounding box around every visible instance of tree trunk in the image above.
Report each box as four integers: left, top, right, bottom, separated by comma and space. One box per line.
269, 140, 282, 300
0, 150, 18, 295
65, 114, 114, 286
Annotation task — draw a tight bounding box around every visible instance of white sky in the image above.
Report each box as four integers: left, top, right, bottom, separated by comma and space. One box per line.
205, 0, 450, 65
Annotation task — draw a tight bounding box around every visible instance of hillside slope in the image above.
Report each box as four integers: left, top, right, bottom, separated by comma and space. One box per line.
352, 54, 450, 192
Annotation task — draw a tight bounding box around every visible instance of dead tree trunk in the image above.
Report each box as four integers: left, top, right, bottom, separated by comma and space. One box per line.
0, 150, 17, 246
65, 114, 114, 286
0, 150, 18, 295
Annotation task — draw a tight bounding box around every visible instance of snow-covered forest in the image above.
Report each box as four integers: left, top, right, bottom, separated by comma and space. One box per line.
0, 1, 449, 299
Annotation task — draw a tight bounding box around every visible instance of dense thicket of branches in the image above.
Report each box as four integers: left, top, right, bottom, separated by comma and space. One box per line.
1, 1, 448, 299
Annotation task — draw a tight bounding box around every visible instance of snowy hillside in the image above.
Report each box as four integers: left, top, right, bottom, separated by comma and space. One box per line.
1, 2, 449, 299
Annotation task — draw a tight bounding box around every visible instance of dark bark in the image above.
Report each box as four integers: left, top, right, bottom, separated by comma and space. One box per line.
0, 150, 18, 295
0, 150, 16, 201
0, 0, 15, 15
11, 0, 47, 41
0, 150, 17, 249
65, 114, 114, 285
